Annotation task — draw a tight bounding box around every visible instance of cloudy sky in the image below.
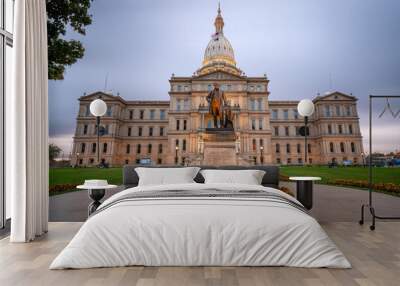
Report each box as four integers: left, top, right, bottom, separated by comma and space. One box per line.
49, 0, 400, 155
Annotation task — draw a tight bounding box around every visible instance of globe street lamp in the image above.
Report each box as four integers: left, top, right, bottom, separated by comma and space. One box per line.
297, 99, 315, 165
175, 145, 179, 165
90, 98, 107, 167
260, 145, 264, 165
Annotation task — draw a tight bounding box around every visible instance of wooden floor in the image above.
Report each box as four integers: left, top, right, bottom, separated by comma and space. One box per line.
1, 222, 400, 286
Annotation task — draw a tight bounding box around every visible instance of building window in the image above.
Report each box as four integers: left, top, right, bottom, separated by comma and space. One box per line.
346, 106, 351, 116
276, 158, 281, 164
148, 144, 152, 154
338, 124, 343, 134
274, 127, 279, 136
308, 144, 311, 153
286, 144, 291, 153
297, 144, 301, 153
157, 158, 162, 164
106, 106, 112, 116
295, 127, 300, 136
83, 124, 88, 135
183, 120, 187, 131
351, 142, 356, 153
184, 99, 190, 110
81, 143, 86, 153
158, 144, 163, 154
149, 127, 153, 136
176, 99, 181, 111
328, 124, 332, 134
89, 158, 94, 164
258, 119, 263, 130
138, 127, 143, 136
160, 109, 166, 120
150, 110, 155, 119
160, 127, 164, 136
340, 142, 345, 153
276, 144, 280, 153
182, 139, 187, 151
330, 142, 334, 153
79, 159, 83, 165
137, 144, 141, 154
136, 159, 140, 164
325, 106, 330, 117
298, 158, 303, 164
125, 159, 129, 165
283, 110, 289, 120
208, 84, 212, 91
250, 99, 256, 110
85, 105, 90, 116
140, 110, 144, 119
336, 106, 341, 116
257, 98, 263, 110
126, 144, 130, 154
293, 109, 298, 119
349, 124, 353, 134
285, 126, 289, 136
91, 143, 96, 153
128, 127, 132, 136
272, 110, 278, 120
176, 120, 180, 130
129, 110, 133, 120
251, 119, 256, 130
287, 158, 292, 164
177, 85, 182, 91
103, 143, 107, 153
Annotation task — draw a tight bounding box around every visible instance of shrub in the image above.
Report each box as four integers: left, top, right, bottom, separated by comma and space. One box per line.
49, 184, 78, 195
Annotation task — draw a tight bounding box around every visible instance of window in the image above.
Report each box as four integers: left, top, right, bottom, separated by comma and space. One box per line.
79, 159, 83, 165
81, 143, 86, 153
182, 139, 187, 151
126, 144, 130, 154
176, 120, 180, 130
149, 127, 153, 136
285, 126, 289, 136
328, 124, 332, 134
150, 110, 155, 119
340, 142, 345, 153
103, 143, 107, 153
298, 158, 303, 164
91, 143, 96, 153
175, 139, 179, 147
140, 110, 144, 119
138, 127, 142, 136
158, 144, 163, 154
336, 106, 341, 116
148, 144, 152, 154
157, 158, 162, 164
293, 109, 298, 119
351, 142, 356, 153
183, 120, 187, 131
257, 98, 263, 110
177, 85, 182, 91
325, 106, 330, 117
160, 110, 166, 120
287, 158, 292, 164
274, 127, 279, 136
160, 127, 164, 136
128, 127, 132, 136
330, 142, 334, 153
85, 105, 90, 116
258, 119, 263, 130
250, 99, 256, 110
208, 84, 212, 91
176, 99, 181, 111
253, 139, 257, 151
272, 110, 278, 120
283, 110, 289, 120
260, 139, 264, 147
308, 144, 311, 153
106, 106, 112, 116
286, 144, 291, 153
83, 124, 88, 135
125, 159, 129, 165
276, 144, 280, 153
137, 144, 141, 154
129, 110, 133, 120
297, 144, 301, 153
346, 106, 351, 116
338, 124, 343, 134
89, 158, 94, 164
136, 159, 140, 164
295, 127, 300, 136
349, 124, 353, 134
184, 99, 189, 110
276, 158, 281, 164
251, 119, 256, 130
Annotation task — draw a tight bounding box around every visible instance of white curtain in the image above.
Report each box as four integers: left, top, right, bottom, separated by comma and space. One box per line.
8, 0, 49, 242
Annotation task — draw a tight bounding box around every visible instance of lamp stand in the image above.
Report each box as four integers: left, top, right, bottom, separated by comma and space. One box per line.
304, 116, 308, 165
96, 116, 100, 167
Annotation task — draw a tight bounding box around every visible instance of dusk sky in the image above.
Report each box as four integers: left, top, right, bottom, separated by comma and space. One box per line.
49, 0, 400, 155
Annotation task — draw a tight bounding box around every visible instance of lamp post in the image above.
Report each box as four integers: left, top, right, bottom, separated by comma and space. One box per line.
260, 145, 264, 165
175, 146, 179, 165
297, 99, 315, 165
90, 98, 107, 167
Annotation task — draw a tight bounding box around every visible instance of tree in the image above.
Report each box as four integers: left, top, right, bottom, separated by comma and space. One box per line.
47, 0, 94, 80
49, 144, 62, 162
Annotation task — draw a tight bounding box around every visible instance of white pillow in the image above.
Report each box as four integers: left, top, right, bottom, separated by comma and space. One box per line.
200, 169, 265, 185
135, 167, 200, 186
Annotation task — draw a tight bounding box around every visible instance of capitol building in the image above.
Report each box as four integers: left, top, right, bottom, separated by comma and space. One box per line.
71, 6, 363, 167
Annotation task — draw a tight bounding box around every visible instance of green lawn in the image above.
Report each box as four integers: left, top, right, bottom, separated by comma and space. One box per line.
49, 167, 123, 187
279, 166, 400, 185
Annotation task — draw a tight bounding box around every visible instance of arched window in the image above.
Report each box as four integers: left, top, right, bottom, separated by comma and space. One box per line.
126, 144, 130, 154
286, 144, 291, 153
340, 142, 345, 153
91, 143, 96, 153
137, 144, 141, 154
351, 142, 355, 153
81, 143, 86, 153
330, 142, 334, 153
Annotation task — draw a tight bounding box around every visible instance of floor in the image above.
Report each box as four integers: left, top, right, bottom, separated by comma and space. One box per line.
1, 222, 400, 286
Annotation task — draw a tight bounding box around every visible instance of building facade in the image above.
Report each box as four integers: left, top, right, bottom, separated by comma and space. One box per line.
71, 7, 363, 167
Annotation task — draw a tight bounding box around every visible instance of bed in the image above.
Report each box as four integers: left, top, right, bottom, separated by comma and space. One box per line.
50, 166, 350, 269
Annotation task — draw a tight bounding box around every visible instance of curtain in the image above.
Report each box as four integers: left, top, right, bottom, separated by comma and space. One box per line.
9, 0, 49, 242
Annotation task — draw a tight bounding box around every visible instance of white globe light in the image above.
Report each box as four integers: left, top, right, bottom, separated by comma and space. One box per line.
297, 99, 315, 117
90, 99, 107, 117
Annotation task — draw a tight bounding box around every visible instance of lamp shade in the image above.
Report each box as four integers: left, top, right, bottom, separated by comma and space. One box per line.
297, 99, 315, 117
90, 99, 107, 117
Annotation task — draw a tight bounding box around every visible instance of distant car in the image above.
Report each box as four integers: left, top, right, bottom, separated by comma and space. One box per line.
342, 160, 353, 166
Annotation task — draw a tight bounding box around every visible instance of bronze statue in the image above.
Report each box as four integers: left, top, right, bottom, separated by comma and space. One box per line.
207, 83, 229, 128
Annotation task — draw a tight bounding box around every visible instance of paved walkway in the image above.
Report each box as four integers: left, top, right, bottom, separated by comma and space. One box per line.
49, 183, 400, 223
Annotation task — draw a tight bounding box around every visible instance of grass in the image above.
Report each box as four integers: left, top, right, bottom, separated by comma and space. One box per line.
279, 166, 400, 185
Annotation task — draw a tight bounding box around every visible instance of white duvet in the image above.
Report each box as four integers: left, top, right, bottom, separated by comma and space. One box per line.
50, 183, 351, 269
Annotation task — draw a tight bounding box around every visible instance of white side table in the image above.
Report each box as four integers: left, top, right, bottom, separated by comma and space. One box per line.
289, 177, 321, 210
77, 184, 117, 216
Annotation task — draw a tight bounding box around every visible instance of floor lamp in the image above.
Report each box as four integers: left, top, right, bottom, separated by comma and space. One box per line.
297, 99, 315, 165
90, 98, 107, 167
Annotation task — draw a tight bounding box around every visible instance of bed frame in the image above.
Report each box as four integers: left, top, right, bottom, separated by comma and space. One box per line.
122, 165, 280, 189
